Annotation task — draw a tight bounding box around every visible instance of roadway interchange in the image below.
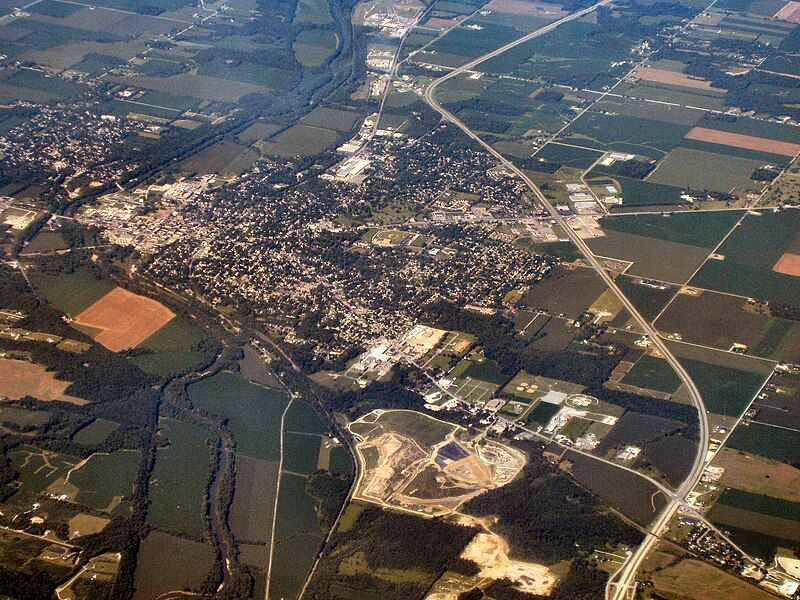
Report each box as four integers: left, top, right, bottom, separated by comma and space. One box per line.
422, 6, 711, 599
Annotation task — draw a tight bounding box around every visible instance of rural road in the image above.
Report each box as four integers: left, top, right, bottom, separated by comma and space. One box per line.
422, 7, 710, 599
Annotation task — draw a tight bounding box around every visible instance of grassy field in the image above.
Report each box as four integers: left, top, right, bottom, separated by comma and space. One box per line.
520, 265, 606, 319
713, 448, 800, 503
147, 418, 210, 538
131, 314, 213, 376
295, 0, 332, 24
0, 406, 51, 428
726, 421, 800, 464
230, 455, 279, 544
284, 400, 327, 435
69, 449, 140, 513
691, 208, 800, 305
679, 358, 767, 417
524, 401, 560, 426
647, 557, 777, 600
372, 410, 456, 449
282, 433, 323, 475
614, 276, 676, 322
27, 267, 114, 316
133, 530, 216, 600
187, 372, 289, 462
620, 355, 682, 394
72, 418, 119, 446
648, 147, 765, 193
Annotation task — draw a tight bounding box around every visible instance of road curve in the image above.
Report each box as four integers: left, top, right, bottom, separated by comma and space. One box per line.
422, 8, 710, 600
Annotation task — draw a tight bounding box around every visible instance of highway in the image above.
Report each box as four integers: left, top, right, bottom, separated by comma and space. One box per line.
422, 6, 710, 599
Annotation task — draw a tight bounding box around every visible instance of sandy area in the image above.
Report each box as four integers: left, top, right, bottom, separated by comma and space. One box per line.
461, 533, 558, 595
774, 252, 800, 276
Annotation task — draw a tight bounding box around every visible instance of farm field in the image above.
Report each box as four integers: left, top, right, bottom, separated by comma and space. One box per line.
647, 147, 766, 194
564, 450, 667, 527
0, 406, 51, 429
726, 421, 800, 464
66, 449, 140, 513
678, 357, 768, 417
655, 289, 800, 363
26, 268, 114, 316
9, 445, 79, 493
619, 355, 682, 395
691, 208, 800, 305
130, 314, 214, 376
230, 455, 279, 544
73, 286, 175, 352
132, 530, 215, 600
712, 448, 800, 503
187, 371, 289, 462
0, 357, 86, 405
519, 265, 606, 318
147, 418, 210, 538
613, 276, 677, 322
71, 418, 119, 446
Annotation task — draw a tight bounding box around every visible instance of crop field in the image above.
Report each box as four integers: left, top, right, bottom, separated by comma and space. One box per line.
74, 286, 175, 352
0, 357, 86, 405
619, 355, 683, 395
294, 29, 339, 67
564, 450, 666, 526
230, 455, 278, 544
9, 446, 79, 493
282, 432, 323, 475
295, 0, 332, 24
187, 371, 288, 462
520, 265, 606, 318
647, 147, 766, 194
630, 65, 719, 91
27, 268, 115, 316
685, 126, 800, 158
712, 448, 800, 503
588, 231, 709, 283
133, 531, 215, 600
690, 209, 800, 306
679, 357, 767, 417
595, 412, 686, 457
179, 140, 259, 175
131, 314, 212, 376
655, 290, 800, 363
265, 123, 341, 157
72, 418, 119, 446
558, 111, 691, 159
270, 472, 325, 599
299, 106, 361, 132
614, 276, 677, 322
284, 400, 327, 435
726, 421, 800, 464
67, 449, 140, 513
147, 418, 210, 538
752, 371, 800, 430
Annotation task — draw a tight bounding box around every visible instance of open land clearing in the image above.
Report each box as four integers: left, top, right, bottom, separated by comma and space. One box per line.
712, 448, 800, 503
349, 409, 525, 515
73, 286, 175, 352
0, 357, 86, 405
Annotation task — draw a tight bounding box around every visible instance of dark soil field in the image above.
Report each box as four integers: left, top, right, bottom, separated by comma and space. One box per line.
613, 276, 677, 322
726, 421, 800, 464
565, 449, 666, 527
643, 433, 697, 487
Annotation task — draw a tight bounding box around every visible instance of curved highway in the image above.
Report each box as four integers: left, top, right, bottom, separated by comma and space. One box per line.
422, 7, 710, 599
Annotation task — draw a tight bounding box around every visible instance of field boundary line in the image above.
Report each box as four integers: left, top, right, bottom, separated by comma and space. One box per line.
264, 398, 292, 600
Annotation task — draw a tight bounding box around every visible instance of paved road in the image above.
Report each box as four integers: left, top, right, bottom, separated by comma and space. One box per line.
422, 8, 710, 599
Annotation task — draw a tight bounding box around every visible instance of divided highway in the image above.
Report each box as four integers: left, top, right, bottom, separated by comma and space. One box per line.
422, 8, 710, 599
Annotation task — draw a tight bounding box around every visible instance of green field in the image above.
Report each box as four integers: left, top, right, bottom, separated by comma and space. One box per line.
70, 449, 140, 512
230, 455, 279, 543
294, 30, 339, 67
691, 209, 800, 306
614, 276, 676, 321
716, 488, 800, 521
270, 472, 324, 598
187, 371, 289, 461
72, 418, 119, 446
620, 355, 682, 394
131, 315, 213, 376
27, 268, 114, 316
680, 358, 766, 417
600, 211, 743, 248
147, 418, 210, 538
0, 406, 51, 428
282, 433, 322, 475
265, 123, 341, 157
648, 147, 765, 194
525, 401, 560, 426
295, 0, 333, 25
133, 531, 216, 600
726, 421, 800, 464
284, 400, 327, 435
